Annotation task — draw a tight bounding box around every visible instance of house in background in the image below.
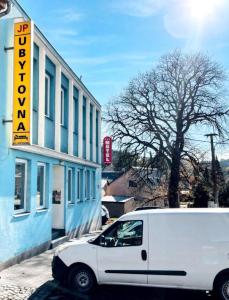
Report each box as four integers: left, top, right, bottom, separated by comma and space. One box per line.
102, 167, 166, 217
102, 195, 135, 218
0, 0, 101, 270
101, 170, 124, 197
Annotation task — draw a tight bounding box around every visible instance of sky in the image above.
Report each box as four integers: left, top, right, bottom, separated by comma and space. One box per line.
17, 0, 229, 158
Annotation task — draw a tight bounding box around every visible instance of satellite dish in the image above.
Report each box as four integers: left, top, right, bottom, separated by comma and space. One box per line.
0, 0, 11, 17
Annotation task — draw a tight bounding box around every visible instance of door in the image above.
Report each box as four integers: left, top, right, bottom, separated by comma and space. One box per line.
97, 216, 148, 285
147, 214, 188, 288
52, 165, 65, 230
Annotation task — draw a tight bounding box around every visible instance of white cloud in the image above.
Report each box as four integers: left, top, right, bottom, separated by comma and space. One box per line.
111, 0, 164, 17
45, 28, 78, 38
54, 8, 83, 22
67, 56, 110, 66
43, 29, 118, 47
66, 52, 157, 67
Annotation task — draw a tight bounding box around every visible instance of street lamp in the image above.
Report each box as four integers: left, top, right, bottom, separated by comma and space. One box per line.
0, 0, 11, 17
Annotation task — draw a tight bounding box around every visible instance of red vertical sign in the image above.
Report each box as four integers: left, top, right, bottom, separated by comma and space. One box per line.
103, 136, 112, 165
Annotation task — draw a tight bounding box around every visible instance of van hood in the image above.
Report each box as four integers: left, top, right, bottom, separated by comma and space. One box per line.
55, 233, 99, 255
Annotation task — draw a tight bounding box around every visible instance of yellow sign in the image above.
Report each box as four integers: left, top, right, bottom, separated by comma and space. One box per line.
13, 21, 31, 145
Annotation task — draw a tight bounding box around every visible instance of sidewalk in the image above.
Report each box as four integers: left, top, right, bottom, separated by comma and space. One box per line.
0, 230, 104, 300
0, 249, 57, 300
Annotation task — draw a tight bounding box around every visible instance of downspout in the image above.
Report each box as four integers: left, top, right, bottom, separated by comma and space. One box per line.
0, 0, 11, 18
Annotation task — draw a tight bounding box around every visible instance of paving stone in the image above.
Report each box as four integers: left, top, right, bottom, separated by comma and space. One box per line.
0, 284, 35, 300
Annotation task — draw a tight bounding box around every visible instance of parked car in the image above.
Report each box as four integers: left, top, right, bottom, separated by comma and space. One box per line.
52, 208, 229, 299
101, 205, 109, 225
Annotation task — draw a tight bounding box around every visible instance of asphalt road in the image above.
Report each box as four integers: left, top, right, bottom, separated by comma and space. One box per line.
46, 285, 216, 300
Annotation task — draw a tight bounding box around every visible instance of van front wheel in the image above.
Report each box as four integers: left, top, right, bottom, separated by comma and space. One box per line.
67, 265, 96, 294
215, 275, 229, 300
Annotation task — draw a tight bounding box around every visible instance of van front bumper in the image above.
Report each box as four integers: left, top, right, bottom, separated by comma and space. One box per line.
52, 255, 68, 283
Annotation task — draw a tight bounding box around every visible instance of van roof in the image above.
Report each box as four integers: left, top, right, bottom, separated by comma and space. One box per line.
122, 208, 229, 218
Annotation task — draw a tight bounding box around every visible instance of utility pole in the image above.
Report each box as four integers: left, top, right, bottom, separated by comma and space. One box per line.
205, 133, 218, 207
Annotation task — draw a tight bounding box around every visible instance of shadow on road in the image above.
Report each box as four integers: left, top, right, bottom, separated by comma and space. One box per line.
46, 284, 216, 300
28, 280, 58, 300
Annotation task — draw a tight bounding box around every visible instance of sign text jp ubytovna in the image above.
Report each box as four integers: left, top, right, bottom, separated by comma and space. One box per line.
13, 21, 31, 145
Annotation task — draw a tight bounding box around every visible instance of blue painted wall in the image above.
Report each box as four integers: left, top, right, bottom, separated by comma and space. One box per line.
64, 164, 101, 234
0, 148, 101, 263
0, 18, 101, 265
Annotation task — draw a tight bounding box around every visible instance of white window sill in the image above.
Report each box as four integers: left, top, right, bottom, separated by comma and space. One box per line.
67, 203, 75, 207
13, 212, 30, 218
36, 208, 48, 214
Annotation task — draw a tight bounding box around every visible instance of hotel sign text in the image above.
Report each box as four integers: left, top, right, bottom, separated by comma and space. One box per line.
13, 21, 31, 145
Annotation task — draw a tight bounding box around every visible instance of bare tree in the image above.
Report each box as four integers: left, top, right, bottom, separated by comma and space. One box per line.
105, 50, 228, 208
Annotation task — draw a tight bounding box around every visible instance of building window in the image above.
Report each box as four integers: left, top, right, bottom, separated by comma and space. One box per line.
37, 163, 46, 209
14, 159, 27, 213
85, 170, 91, 200
92, 171, 96, 199
83, 97, 87, 159
90, 104, 93, 161
61, 88, 65, 126
67, 168, 73, 203
73, 87, 79, 134
45, 74, 50, 117
77, 169, 82, 201
129, 180, 137, 188
96, 110, 99, 163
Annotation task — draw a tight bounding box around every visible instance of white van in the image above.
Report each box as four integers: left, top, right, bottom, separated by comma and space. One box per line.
52, 208, 229, 299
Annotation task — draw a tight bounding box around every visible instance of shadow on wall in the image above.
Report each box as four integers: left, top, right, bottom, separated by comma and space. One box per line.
68, 205, 102, 239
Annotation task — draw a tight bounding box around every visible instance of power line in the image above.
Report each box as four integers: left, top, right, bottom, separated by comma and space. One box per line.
184, 137, 229, 145
185, 137, 210, 143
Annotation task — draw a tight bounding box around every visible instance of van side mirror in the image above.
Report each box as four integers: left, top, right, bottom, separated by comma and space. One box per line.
100, 235, 106, 247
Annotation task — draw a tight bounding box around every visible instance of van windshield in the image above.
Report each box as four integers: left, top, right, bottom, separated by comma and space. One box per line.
88, 222, 116, 245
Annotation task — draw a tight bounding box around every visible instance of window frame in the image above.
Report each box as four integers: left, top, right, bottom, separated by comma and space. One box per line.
14, 158, 28, 214
36, 162, 46, 210
60, 87, 65, 126
67, 168, 74, 204
76, 169, 82, 202
45, 73, 51, 117
91, 171, 96, 200
85, 170, 91, 200
93, 220, 144, 248
73, 94, 78, 134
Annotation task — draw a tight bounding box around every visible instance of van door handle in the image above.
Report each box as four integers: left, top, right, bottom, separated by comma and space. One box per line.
141, 250, 147, 261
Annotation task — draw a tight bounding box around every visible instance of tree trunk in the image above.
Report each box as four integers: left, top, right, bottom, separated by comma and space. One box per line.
168, 148, 181, 208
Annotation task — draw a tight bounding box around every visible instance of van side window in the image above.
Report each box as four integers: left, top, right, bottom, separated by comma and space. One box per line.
101, 220, 143, 247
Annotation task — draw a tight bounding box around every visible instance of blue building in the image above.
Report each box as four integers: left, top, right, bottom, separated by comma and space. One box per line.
0, 1, 102, 270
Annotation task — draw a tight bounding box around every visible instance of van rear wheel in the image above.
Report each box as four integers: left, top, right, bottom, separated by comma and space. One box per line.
67, 265, 96, 294
215, 275, 229, 300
